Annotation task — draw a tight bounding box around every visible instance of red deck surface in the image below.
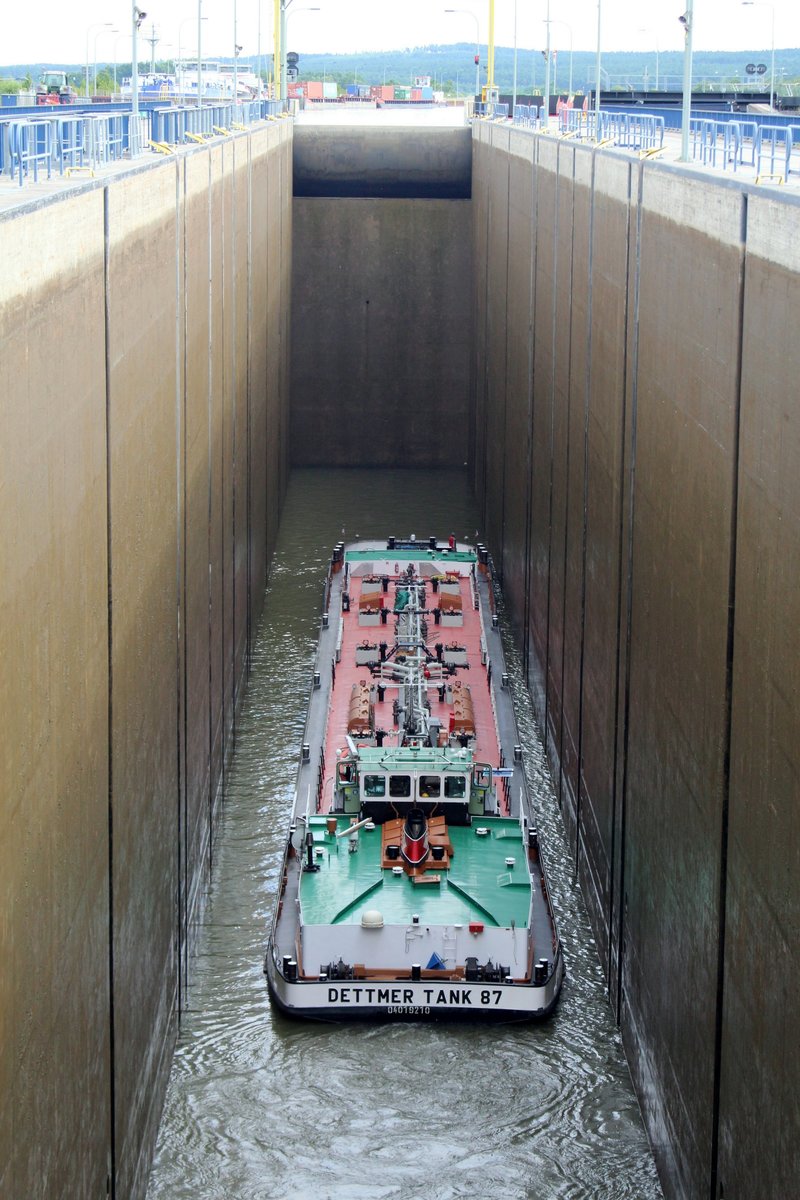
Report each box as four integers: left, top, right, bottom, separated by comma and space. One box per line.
319, 568, 501, 813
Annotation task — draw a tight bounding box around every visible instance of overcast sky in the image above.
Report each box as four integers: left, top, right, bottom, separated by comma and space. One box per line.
3, 0, 799, 67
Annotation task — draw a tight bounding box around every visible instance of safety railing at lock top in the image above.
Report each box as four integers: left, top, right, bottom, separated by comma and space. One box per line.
674, 116, 799, 180
508, 105, 665, 150
0, 109, 149, 185
474, 101, 511, 120
510, 101, 800, 184
554, 107, 666, 152
510, 104, 546, 128
1, 99, 286, 188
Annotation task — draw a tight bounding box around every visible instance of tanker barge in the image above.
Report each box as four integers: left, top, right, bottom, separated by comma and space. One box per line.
265, 537, 564, 1020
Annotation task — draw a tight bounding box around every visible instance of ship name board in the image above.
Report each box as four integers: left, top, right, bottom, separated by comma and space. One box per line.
327, 985, 504, 1007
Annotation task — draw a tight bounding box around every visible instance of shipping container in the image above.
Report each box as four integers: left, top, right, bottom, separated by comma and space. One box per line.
306, 80, 323, 99
411, 88, 422, 101
421, 86, 433, 100
346, 84, 359, 96
323, 81, 338, 99
380, 85, 394, 101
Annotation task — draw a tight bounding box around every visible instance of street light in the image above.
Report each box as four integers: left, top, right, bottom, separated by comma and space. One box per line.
742, 1, 775, 109
512, 0, 518, 113
679, 1, 694, 161
178, 15, 206, 86
131, 5, 147, 155
637, 27, 660, 91
444, 8, 481, 100
257, 0, 263, 97
233, 0, 239, 103
86, 22, 113, 98
113, 34, 131, 96
94, 27, 118, 96
281, 3, 320, 101
594, 0, 602, 137
543, 17, 573, 97
197, 0, 203, 109
543, 0, 551, 123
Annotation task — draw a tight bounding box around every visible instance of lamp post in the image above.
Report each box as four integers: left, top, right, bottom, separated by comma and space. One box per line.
444, 8, 481, 99
197, 0, 203, 108
594, 0, 602, 137
233, 0, 239, 103
543, 17, 573, 96
86, 22, 113, 98
257, 0, 263, 96
512, 0, 518, 113
543, 0, 551, 124
282, 3, 320, 100
131, 5, 147, 155
280, 0, 292, 101
113, 34, 131, 96
178, 15, 206, 88
742, 1, 775, 109
637, 27, 660, 91
94, 28, 118, 96
679, 1, 694, 161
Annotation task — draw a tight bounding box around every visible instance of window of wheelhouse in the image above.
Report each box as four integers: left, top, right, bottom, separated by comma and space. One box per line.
363, 774, 386, 798
389, 775, 412, 798
418, 775, 441, 799
444, 774, 467, 799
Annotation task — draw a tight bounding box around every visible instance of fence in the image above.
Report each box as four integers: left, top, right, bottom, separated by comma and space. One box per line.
474, 101, 510, 120
508, 102, 800, 185
554, 108, 665, 151
1, 100, 285, 187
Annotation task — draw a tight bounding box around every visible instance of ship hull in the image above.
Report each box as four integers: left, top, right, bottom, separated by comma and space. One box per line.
266, 948, 565, 1022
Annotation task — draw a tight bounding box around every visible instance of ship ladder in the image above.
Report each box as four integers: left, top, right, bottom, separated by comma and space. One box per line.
441, 931, 458, 967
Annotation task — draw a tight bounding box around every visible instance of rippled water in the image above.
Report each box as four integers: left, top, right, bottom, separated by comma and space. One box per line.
147, 468, 662, 1200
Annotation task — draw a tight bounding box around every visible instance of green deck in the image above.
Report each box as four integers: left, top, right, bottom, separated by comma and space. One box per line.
299, 817, 531, 929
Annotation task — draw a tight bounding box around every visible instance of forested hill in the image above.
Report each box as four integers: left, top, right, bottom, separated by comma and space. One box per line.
3, 43, 800, 94
295, 43, 800, 94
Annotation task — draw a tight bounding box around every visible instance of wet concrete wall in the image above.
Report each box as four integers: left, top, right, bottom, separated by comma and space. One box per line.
0, 120, 292, 1200
290, 126, 472, 467
472, 122, 800, 1200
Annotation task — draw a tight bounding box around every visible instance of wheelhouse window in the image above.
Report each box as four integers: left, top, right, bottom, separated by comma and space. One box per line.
444, 775, 467, 799
418, 775, 441, 799
363, 774, 386, 797
389, 774, 412, 798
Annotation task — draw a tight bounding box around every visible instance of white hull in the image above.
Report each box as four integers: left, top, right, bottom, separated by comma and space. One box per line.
266, 947, 565, 1021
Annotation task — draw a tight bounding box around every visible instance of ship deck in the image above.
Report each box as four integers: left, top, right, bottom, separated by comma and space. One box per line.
300, 815, 531, 929
318, 547, 502, 813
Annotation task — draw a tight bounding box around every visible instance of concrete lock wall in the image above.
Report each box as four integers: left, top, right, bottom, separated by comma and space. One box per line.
290, 126, 473, 467
472, 122, 800, 1200
0, 120, 292, 1200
